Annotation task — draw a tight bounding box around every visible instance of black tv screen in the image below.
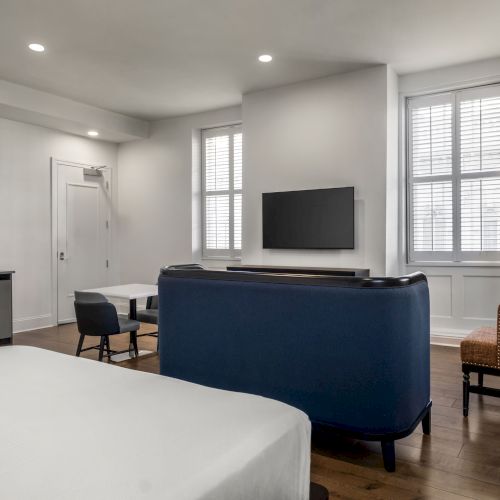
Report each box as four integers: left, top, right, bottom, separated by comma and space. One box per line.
262, 187, 354, 249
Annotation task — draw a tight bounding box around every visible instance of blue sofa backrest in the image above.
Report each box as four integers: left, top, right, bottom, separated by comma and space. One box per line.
158, 270, 430, 436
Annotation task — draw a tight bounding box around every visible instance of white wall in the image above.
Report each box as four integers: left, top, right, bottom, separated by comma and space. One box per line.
117, 106, 241, 284
118, 65, 399, 282
241, 66, 392, 275
385, 66, 400, 277
0, 118, 119, 332
399, 56, 500, 344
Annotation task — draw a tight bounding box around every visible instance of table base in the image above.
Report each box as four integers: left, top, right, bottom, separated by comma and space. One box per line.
110, 349, 154, 363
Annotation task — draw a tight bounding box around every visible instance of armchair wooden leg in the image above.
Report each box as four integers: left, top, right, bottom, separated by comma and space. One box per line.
478, 373, 484, 387
422, 408, 431, 435
76, 334, 85, 357
463, 372, 470, 417
98, 336, 106, 362
381, 440, 395, 472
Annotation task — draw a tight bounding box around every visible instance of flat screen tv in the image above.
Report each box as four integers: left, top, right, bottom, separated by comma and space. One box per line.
262, 187, 354, 249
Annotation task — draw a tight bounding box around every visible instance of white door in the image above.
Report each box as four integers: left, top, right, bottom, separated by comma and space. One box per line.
57, 162, 111, 323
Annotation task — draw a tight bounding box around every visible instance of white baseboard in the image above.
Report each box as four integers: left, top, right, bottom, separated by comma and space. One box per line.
13, 313, 54, 333
11, 313, 467, 349
12, 303, 147, 334
430, 328, 469, 347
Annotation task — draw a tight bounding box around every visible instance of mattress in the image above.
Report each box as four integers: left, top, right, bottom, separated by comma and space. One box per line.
0, 346, 310, 500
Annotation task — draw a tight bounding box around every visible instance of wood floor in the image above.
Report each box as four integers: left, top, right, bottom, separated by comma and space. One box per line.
10, 325, 500, 499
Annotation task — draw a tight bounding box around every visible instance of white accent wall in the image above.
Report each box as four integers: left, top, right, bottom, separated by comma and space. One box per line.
117, 106, 242, 285
241, 65, 397, 276
117, 66, 399, 281
400, 56, 500, 344
0, 118, 119, 332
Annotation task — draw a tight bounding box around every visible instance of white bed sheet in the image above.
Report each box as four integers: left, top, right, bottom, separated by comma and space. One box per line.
0, 346, 310, 500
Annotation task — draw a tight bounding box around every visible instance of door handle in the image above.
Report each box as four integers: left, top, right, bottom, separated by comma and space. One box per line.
59, 251, 65, 261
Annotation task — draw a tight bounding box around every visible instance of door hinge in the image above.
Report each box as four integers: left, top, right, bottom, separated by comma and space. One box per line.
106, 259, 109, 268
106, 220, 109, 229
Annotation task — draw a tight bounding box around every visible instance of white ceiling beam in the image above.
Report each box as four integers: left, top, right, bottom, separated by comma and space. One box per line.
0, 79, 149, 142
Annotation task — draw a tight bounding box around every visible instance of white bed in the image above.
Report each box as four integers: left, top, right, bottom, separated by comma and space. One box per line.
0, 346, 310, 500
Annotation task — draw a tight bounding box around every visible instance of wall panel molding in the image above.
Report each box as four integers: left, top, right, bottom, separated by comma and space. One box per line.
405, 265, 499, 336
13, 313, 53, 333
427, 274, 453, 319
463, 275, 500, 321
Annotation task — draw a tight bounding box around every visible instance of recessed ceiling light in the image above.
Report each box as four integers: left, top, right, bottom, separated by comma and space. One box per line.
258, 54, 273, 63
28, 43, 45, 52
87, 130, 99, 137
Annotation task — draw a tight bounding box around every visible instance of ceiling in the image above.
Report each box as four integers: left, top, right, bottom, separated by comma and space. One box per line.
1, 0, 500, 120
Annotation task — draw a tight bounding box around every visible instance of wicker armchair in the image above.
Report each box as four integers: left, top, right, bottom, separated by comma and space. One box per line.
461, 305, 500, 417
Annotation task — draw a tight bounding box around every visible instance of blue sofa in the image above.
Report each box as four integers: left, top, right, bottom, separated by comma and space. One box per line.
158, 268, 431, 471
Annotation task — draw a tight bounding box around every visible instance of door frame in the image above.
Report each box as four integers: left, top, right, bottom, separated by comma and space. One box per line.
51, 158, 113, 325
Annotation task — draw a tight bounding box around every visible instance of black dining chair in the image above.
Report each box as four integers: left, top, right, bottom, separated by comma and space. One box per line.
136, 295, 159, 349
74, 291, 141, 361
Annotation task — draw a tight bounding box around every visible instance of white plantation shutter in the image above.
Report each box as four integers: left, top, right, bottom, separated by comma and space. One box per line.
408, 94, 454, 260
459, 86, 500, 255
460, 94, 500, 173
234, 193, 242, 250
408, 84, 500, 262
411, 103, 453, 177
202, 125, 242, 258
412, 181, 453, 252
461, 178, 500, 251
205, 195, 229, 249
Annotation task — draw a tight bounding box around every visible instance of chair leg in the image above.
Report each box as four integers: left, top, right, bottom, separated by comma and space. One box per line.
130, 331, 139, 357
478, 372, 484, 387
381, 440, 396, 472
105, 336, 111, 358
76, 334, 85, 357
422, 408, 431, 435
463, 372, 470, 417
98, 336, 106, 362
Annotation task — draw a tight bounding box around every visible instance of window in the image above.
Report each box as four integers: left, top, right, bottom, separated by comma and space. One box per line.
202, 124, 242, 259
407, 84, 500, 262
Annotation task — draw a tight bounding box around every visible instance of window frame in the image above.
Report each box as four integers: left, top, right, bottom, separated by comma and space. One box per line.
201, 124, 242, 260
407, 84, 500, 264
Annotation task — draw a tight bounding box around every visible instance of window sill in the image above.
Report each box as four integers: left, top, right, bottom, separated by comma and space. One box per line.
406, 261, 500, 268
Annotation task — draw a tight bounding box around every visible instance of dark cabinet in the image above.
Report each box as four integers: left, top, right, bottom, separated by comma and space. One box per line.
0, 271, 14, 344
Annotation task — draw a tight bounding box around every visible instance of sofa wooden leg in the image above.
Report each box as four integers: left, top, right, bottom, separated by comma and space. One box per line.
463, 372, 470, 417
310, 482, 329, 500
381, 440, 395, 472
478, 372, 484, 387
422, 408, 431, 435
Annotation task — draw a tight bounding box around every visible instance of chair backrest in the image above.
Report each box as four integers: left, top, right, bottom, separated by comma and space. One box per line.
146, 265, 204, 310
147, 295, 158, 309
167, 264, 205, 271
74, 291, 120, 336
75, 291, 108, 303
